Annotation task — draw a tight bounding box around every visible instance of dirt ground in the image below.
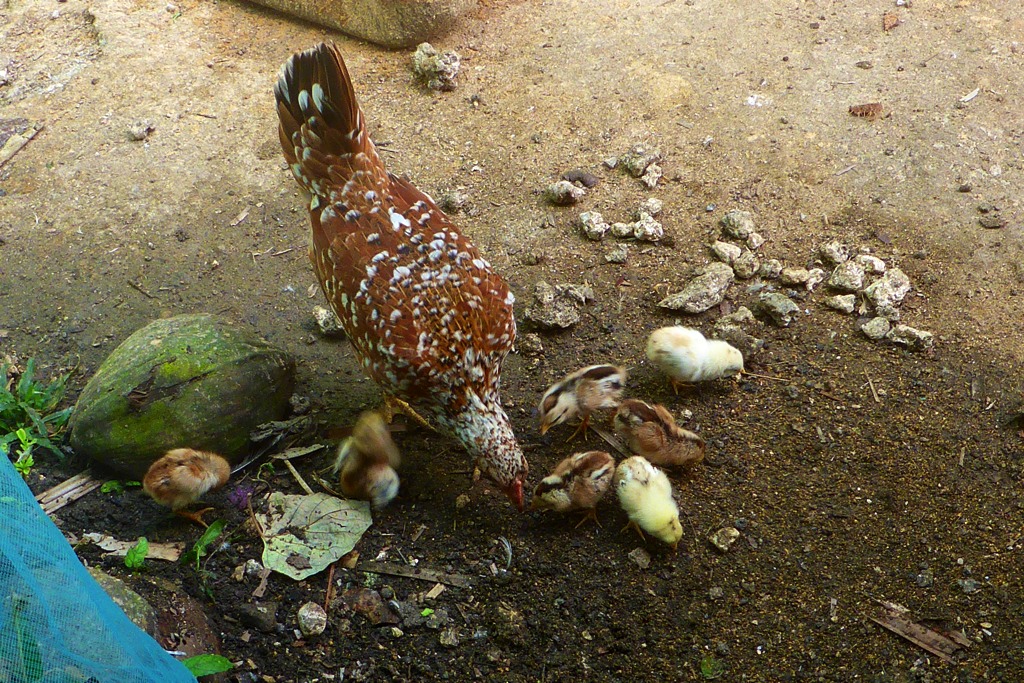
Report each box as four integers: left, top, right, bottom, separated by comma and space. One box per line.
2, 0, 1023, 680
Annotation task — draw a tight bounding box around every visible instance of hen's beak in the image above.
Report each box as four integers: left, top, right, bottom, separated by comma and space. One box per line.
505, 478, 525, 512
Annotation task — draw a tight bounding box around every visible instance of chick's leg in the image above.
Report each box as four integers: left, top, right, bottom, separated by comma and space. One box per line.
575, 508, 601, 529
175, 507, 215, 528
567, 414, 591, 443
620, 519, 646, 541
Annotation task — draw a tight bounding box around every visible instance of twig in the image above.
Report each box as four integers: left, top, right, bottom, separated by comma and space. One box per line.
323, 562, 337, 613
36, 470, 103, 514
834, 164, 857, 177
127, 279, 157, 299
271, 248, 294, 257
742, 370, 788, 382
0, 122, 43, 167
282, 458, 314, 494
191, 112, 218, 119
865, 371, 881, 403
354, 560, 474, 588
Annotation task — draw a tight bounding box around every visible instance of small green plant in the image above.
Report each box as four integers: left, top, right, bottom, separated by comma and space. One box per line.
124, 537, 148, 570
181, 519, 227, 571
255, 461, 276, 482
181, 653, 234, 677
11, 429, 36, 479
101, 480, 142, 495
1, 358, 72, 462
700, 655, 725, 680
420, 607, 434, 617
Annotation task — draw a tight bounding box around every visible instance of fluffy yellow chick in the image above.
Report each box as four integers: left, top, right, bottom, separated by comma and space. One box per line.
530, 450, 616, 526
614, 456, 682, 549
538, 364, 627, 439
646, 326, 743, 392
613, 399, 705, 469
143, 448, 231, 527
332, 410, 401, 508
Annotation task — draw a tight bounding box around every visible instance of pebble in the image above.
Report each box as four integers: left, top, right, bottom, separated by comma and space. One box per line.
711, 240, 742, 264
746, 231, 766, 250
886, 324, 934, 350
708, 586, 724, 600
545, 180, 586, 206
863, 267, 911, 319
628, 547, 652, 569
632, 212, 664, 241
610, 222, 634, 238
578, 210, 609, 241
524, 281, 590, 329
861, 316, 891, 340
297, 602, 328, 637
438, 627, 461, 648
757, 292, 800, 326
957, 183, 972, 192
313, 306, 346, 337
438, 188, 470, 213
805, 268, 826, 291
759, 258, 783, 279
709, 527, 741, 553
342, 588, 399, 626
828, 261, 865, 292
855, 254, 886, 274
518, 333, 544, 355
619, 145, 662, 177
238, 601, 280, 633
602, 156, 619, 169
641, 163, 663, 189
604, 244, 628, 264
958, 578, 981, 594
639, 197, 664, 216
979, 215, 1006, 229
825, 294, 856, 314
780, 267, 811, 286
127, 120, 154, 141
720, 210, 756, 239
562, 169, 599, 188
819, 240, 850, 265
657, 262, 736, 313
412, 43, 460, 91
733, 249, 760, 279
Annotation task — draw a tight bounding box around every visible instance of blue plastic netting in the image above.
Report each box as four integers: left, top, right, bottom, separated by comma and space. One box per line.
0, 456, 196, 682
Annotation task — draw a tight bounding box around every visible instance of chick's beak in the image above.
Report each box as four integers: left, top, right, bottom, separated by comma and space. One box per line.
539, 422, 551, 435
505, 478, 525, 512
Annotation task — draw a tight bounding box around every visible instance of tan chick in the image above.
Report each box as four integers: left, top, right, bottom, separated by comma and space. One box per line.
646, 326, 743, 392
143, 448, 231, 527
538, 364, 627, 440
332, 410, 401, 508
613, 399, 705, 470
530, 450, 616, 526
614, 456, 682, 549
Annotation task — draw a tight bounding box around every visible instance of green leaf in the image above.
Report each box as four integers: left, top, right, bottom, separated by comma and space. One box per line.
700, 655, 725, 679
181, 653, 234, 677
182, 519, 226, 568
420, 608, 434, 617
125, 537, 149, 569
101, 480, 125, 494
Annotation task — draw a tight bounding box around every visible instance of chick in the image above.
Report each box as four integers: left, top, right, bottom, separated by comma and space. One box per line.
613, 399, 705, 469
646, 326, 743, 392
143, 448, 231, 527
538, 364, 627, 440
530, 450, 616, 526
614, 456, 682, 549
332, 410, 401, 508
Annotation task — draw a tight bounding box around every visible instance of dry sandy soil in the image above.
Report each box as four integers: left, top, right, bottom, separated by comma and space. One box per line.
2, 0, 1023, 681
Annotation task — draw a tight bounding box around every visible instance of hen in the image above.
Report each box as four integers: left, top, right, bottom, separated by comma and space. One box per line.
275, 44, 527, 509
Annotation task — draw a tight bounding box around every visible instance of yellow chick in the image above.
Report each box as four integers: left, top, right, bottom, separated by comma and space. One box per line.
538, 364, 627, 440
614, 456, 682, 549
143, 448, 231, 527
530, 450, 616, 526
613, 399, 705, 470
646, 326, 743, 392
332, 410, 401, 508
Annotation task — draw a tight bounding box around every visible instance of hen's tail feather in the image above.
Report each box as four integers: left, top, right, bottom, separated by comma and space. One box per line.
274, 43, 378, 192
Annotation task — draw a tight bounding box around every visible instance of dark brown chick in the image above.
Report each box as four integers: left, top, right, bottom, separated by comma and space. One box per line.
142, 448, 231, 527
529, 450, 616, 526
613, 399, 705, 469
332, 410, 401, 508
538, 365, 627, 440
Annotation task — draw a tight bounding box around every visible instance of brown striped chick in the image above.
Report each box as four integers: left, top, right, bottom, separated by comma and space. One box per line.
332, 411, 401, 508
530, 451, 616, 527
613, 399, 705, 470
646, 326, 743, 392
538, 365, 627, 440
143, 448, 231, 527
614, 456, 682, 549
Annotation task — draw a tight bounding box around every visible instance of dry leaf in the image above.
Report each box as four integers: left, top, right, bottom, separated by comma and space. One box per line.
882, 12, 901, 32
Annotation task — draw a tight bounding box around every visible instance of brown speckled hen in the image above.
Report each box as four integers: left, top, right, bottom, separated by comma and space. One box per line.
275, 43, 528, 510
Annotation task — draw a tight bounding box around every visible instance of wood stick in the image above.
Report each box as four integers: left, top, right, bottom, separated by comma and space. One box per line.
741, 370, 788, 382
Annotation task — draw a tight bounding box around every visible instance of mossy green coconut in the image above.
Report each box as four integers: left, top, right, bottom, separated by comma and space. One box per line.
68, 314, 296, 479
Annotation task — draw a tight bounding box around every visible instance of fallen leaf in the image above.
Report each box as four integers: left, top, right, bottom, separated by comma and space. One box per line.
256, 492, 372, 580
82, 532, 183, 561
882, 12, 901, 32
849, 103, 884, 119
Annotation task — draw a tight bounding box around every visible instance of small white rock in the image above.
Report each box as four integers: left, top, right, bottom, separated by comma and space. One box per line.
886, 324, 934, 349
805, 268, 826, 291
819, 240, 850, 265
711, 240, 742, 264
828, 261, 866, 292
759, 259, 783, 279
709, 527, 741, 553
855, 254, 886, 274
746, 232, 766, 250
825, 294, 856, 314
314, 306, 345, 336
579, 211, 609, 241
639, 197, 664, 217
611, 222, 634, 238
733, 249, 760, 279
297, 602, 328, 637
780, 267, 810, 285
720, 210, 756, 239
861, 316, 891, 340
632, 212, 664, 241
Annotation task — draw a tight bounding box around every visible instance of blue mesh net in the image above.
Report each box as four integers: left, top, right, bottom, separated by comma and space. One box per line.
0, 457, 196, 682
